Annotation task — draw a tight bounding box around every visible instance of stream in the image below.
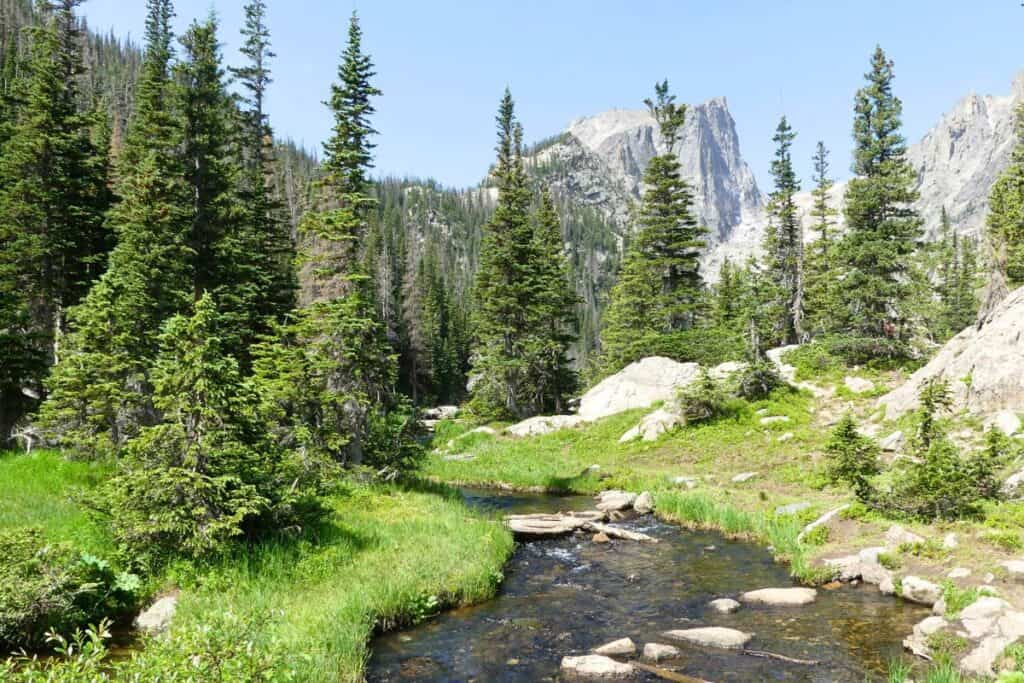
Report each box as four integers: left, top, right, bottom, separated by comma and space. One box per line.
368, 488, 926, 682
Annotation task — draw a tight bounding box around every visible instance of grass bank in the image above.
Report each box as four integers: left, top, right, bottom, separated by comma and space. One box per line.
167, 481, 514, 681
0, 449, 113, 555
2, 449, 514, 681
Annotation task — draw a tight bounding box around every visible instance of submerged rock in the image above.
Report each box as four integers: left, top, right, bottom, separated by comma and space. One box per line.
592, 637, 635, 656
708, 598, 741, 614
740, 587, 817, 606
662, 626, 752, 650
560, 654, 634, 678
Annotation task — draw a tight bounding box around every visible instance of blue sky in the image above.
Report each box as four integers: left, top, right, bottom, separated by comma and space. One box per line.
80, 1, 1024, 191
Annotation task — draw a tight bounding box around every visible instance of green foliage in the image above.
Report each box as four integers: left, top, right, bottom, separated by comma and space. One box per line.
736, 361, 784, 401
988, 103, 1024, 289
599, 80, 707, 374
762, 115, 805, 345
0, 529, 136, 652
678, 370, 732, 423
877, 551, 902, 570
824, 413, 880, 499
470, 93, 578, 418
940, 582, 991, 619
103, 294, 328, 560
804, 141, 838, 337
832, 46, 922, 355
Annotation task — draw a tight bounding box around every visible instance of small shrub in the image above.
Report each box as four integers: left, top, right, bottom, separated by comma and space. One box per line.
678, 370, 732, 423
0, 530, 137, 653
940, 582, 993, 618
926, 630, 970, 659
782, 343, 841, 382
983, 529, 1024, 552
877, 551, 902, 571
800, 524, 829, 547
900, 538, 950, 560
824, 414, 880, 500
824, 334, 909, 365
736, 361, 785, 400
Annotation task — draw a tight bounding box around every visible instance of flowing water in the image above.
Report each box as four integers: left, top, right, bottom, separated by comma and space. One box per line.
368, 488, 925, 682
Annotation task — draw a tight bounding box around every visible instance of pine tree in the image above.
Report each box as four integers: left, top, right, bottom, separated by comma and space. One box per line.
985, 102, 1024, 300
762, 116, 804, 345
231, 0, 295, 328
834, 46, 922, 358
0, 0, 111, 441
599, 80, 707, 372
103, 293, 325, 558
469, 89, 536, 418
254, 12, 403, 467
526, 188, 578, 413
933, 209, 979, 337
804, 141, 836, 335
38, 0, 192, 454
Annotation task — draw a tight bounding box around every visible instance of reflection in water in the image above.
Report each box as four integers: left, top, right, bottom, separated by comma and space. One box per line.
368, 488, 924, 682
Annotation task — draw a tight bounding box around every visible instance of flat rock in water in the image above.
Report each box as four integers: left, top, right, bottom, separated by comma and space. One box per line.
593, 637, 636, 656
560, 654, 634, 679
663, 626, 752, 650
642, 642, 680, 661
708, 598, 741, 614
135, 594, 178, 635
740, 587, 817, 606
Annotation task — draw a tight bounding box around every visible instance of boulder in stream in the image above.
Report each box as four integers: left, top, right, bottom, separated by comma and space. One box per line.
708, 598, 741, 614
505, 511, 605, 538
900, 576, 942, 606
740, 587, 817, 606
595, 490, 637, 512
642, 642, 680, 661
633, 491, 654, 514
560, 654, 634, 679
592, 637, 636, 656
663, 626, 752, 650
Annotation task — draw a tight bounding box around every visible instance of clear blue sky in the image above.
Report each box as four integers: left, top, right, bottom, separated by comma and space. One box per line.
80, 0, 1024, 191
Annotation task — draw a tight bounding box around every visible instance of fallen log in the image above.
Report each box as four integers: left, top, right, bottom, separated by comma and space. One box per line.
743, 649, 819, 665
583, 521, 658, 543
630, 661, 714, 683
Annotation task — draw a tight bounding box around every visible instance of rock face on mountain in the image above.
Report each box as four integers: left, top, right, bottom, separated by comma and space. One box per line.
878, 285, 1024, 419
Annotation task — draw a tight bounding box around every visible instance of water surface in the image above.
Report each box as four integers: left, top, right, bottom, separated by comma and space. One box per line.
369, 488, 923, 682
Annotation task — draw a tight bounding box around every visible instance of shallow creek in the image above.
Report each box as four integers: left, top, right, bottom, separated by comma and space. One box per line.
368, 488, 926, 682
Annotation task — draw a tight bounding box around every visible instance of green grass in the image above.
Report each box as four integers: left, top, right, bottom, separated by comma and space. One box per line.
167, 481, 514, 682
0, 449, 113, 554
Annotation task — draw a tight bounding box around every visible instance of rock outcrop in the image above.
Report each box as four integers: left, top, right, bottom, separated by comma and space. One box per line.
579, 357, 700, 421
506, 414, 587, 437
878, 286, 1024, 420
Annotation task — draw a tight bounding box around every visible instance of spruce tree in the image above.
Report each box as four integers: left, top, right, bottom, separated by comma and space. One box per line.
834, 46, 922, 357
763, 116, 804, 345
254, 12, 403, 467
38, 0, 192, 454
469, 90, 536, 418
0, 0, 111, 441
985, 102, 1024, 300
804, 141, 836, 335
600, 80, 707, 372
526, 188, 578, 413
231, 0, 295, 327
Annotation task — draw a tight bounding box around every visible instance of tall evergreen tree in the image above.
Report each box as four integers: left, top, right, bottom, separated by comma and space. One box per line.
38, 0, 192, 454
599, 80, 707, 372
763, 116, 804, 344
0, 0, 111, 441
984, 102, 1024, 309
834, 46, 922, 357
254, 12, 403, 467
231, 0, 295, 327
526, 188, 578, 413
469, 89, 536, 418
933, 208, 979, 337
804, 140, 837, 335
